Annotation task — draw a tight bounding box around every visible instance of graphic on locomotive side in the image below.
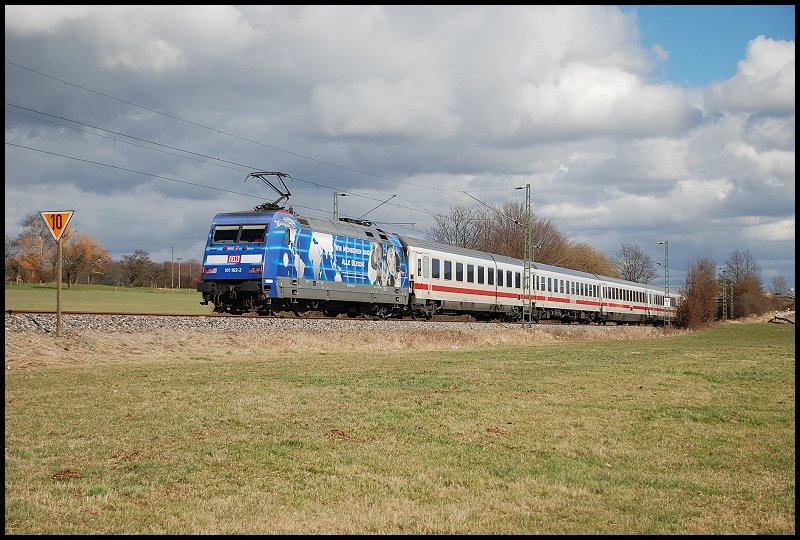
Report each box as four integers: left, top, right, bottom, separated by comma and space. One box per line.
197, 174, 679, 325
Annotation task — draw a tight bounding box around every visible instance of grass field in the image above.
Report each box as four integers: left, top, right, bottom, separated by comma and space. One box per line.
4, 300, 795, 534
5, 283, 213, 314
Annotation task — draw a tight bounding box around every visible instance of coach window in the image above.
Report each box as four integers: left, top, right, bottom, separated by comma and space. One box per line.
432, 258, 440, 279
560, 279, 564, 294
456, 262, 464, 282
417, 258, 422, 278
507, 270, 513, 288
422, 256, 430, 278
444, 260, 452, 280
497, 269, 504, 287
478, 265, 485, 284
547, 277, 552, 292
467, 264, 475, 283
515, 272, 521, 289
488, 267, 494, 286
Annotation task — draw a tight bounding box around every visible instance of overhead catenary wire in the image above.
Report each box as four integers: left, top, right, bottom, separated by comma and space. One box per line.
5, 60, 531, 236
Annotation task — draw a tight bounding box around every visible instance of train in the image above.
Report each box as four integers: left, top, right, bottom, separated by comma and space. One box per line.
196, 206, 680, 325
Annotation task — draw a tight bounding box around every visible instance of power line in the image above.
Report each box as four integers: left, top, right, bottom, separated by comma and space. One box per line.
5, 59, 531, 237
6, 99, 454, 225
6, 60, 477, 200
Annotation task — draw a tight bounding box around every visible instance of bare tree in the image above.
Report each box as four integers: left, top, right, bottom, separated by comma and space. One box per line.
62, 233, 111, 287
770, 275, 788, 296
723, 249, 761, 285
121, 249, 154, 287
614, 243, 658, 283
13, 214, 57, 283
428, 204, 485, 250
567, 241, 618, 276
5, 234, 20, 282
531, 218, 571, 266
723, 249, 764, 318
677, 256, 718, 328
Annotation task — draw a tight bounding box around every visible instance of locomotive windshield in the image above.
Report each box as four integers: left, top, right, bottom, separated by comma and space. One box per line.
211, 224, 267, 244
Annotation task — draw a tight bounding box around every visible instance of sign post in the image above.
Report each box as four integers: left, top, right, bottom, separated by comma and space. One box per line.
40, 211, 74, 337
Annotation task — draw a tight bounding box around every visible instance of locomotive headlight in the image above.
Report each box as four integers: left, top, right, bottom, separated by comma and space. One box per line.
204, 267, 217, 274
248, 266, 262, 273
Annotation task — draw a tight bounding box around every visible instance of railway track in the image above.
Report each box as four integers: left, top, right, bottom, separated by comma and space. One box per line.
4, 309, 603, 326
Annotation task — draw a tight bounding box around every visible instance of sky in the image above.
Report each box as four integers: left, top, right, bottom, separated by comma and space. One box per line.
4, 5, 795, 292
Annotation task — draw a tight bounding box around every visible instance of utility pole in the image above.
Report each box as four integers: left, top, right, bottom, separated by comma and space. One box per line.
171, 246, 174, 289
517, 184, 533, 327
658, 240, 669, 326
334, 191, 348, 220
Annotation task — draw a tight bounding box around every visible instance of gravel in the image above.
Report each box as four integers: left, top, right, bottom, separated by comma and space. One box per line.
5, 313, 626, 336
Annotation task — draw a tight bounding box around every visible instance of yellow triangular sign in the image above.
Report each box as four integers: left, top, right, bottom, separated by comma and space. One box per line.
40, 210, 75, 242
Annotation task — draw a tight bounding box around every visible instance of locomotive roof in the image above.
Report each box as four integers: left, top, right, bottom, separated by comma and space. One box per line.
211, 210, 394, 243
295, 215, 394, 243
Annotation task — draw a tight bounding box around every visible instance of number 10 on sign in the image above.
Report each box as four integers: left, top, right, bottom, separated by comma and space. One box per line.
40, 210, 74, 242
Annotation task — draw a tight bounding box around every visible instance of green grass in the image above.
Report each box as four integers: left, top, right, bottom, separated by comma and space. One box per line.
5, 283, 213, 315
4, 321, 795, 534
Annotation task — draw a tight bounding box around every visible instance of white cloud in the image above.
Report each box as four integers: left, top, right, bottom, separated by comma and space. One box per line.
4, 5, 95, 35
310, 76, 459, 138
706, 36, 795, 114
742, 217, 795, 243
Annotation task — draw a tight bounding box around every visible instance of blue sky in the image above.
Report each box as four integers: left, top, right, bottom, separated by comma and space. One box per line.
4, 6, 796, 291
629, 5, 795, 86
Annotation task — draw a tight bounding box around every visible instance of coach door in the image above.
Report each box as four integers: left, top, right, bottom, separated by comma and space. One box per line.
413, 253, 431, 299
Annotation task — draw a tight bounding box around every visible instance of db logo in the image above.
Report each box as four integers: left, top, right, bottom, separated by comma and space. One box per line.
228, 255, 241, 264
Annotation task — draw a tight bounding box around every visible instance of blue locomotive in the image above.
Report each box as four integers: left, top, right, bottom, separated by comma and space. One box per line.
197, 208, 409, 317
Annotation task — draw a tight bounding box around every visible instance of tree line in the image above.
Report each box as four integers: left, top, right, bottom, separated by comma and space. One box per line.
428, 202, 793, 327
5, 213, 200, 290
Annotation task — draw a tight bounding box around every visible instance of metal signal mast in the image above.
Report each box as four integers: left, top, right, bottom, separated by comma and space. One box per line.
519, 184, 534, 327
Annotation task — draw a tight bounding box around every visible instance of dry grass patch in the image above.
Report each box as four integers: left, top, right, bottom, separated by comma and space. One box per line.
5, 324, 672, 370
